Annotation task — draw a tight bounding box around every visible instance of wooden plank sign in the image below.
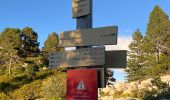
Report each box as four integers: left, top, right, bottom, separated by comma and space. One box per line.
72, 0, 90, 18
59, 26, 118, 47
48, 47, 105, 68
105, 50, 127, 68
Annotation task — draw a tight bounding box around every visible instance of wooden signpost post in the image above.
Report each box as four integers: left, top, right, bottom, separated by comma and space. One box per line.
48, 0, 127, 99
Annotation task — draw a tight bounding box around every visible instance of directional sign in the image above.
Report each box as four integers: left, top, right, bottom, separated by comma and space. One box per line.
59, 26, 118, 47
72, 0, 90, 18
48, 47, 105, 68
67, 69, 98, 100
105, 50, 127, 68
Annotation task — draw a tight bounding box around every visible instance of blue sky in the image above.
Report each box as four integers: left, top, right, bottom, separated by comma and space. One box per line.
0, 0, 170, 81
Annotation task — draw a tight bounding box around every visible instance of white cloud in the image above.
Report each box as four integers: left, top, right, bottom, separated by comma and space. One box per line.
105, 36, 132, 51
112, 68, 125, 73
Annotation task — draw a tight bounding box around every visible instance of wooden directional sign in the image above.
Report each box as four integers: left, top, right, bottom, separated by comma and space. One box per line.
48, 47, 105, 68
59, 26, 118, 47
105, 50, 127, 68
72, 0, 90, 18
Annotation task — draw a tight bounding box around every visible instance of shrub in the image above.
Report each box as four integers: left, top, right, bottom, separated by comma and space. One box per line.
25, 65, 39, 80
41, 72, 66, 99
10, 80, 42, 100
0, 92, 10, 100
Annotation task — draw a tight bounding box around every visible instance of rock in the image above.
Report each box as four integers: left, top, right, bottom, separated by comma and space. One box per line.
115, 82, 128, 92
102, 86, 112, 94
161, 75, 170, 84
122, 89, 133, 95
98, 75, 170, 99
99, 96, 113, 100
109, 89, 116, 95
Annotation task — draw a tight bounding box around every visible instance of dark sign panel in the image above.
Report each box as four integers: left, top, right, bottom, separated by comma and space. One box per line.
59, 26, 118, 47
105, 50, 127, 68
67, 69, 98, 100
48, 47, 105, 68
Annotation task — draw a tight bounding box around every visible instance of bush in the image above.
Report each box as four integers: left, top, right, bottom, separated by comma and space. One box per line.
12, 67, 25, 75
25, 65, 39, 80
0, 92, 10, 100
10, 80, 42, 100
41, 72, 66, 99
0, 75, 12, 83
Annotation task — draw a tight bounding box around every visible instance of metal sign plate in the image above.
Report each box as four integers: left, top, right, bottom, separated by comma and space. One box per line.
48, 47, 105, 68
72, 0, 90, 18
59, 26, 118, 47
105, 50, 127, 68
67, 69, 98, 100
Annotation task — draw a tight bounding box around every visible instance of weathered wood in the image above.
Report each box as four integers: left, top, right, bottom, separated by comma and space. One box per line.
72, 0, 91, 18
59, 26, 118, 47
48, 47, 105, 68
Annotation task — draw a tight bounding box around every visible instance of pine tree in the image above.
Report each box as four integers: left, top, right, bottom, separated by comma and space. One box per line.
42, 32, 62, 66
145, 5, 170, 75
125, 29, 145, 82
20, 27, 40, 57
43, 32, 61, 54
0, 28, 23, 75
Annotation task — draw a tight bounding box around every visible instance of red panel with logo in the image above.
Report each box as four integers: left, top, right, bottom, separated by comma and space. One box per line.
66, 69, 98, 100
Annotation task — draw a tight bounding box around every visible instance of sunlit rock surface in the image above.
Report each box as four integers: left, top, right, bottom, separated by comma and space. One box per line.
98, 75, 170, 100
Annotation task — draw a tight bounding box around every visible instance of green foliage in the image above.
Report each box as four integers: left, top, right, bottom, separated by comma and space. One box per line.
0, 26, 67, 99
41, 71, 66, 99
0, 92, 10, 100
20, 27, 40, 57
0, 28, 21, 51
25, 65, 38, 80
125, 5, 170, 99
42, 32, 63, 66
0, 28, 23, 75
144, 5, 170, 75
140, 86, 170, 100
11, 80, 42, 100
125, 29, 145, 82
127, 5, 170, 82
43, 32, 62, 54
22, 27, 38, 41
151, 76, 169, 90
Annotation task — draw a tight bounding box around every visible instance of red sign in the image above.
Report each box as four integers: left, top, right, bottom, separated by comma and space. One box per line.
67, 69, 98, 100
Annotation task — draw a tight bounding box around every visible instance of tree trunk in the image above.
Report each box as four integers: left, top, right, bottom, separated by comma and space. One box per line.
9, 58, 12, 75
8, 52, 12, 75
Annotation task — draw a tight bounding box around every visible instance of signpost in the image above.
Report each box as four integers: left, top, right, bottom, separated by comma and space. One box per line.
72, 0, 90, 18
49, 47, 105, 68
59, 26, 118, 47
48, 0, 127, 99
67, 69, 98, 100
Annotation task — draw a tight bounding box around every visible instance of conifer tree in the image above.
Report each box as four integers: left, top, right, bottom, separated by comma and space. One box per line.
125, 29, 145, 82
0, 28, 23, 74
21, 27, 40, 56
42, 32, 62, 66
145, 5, 170, 75
43, 32, 61, 54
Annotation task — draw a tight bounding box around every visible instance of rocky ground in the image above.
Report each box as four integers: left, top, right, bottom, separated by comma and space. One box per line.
98, 75, 170, 100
